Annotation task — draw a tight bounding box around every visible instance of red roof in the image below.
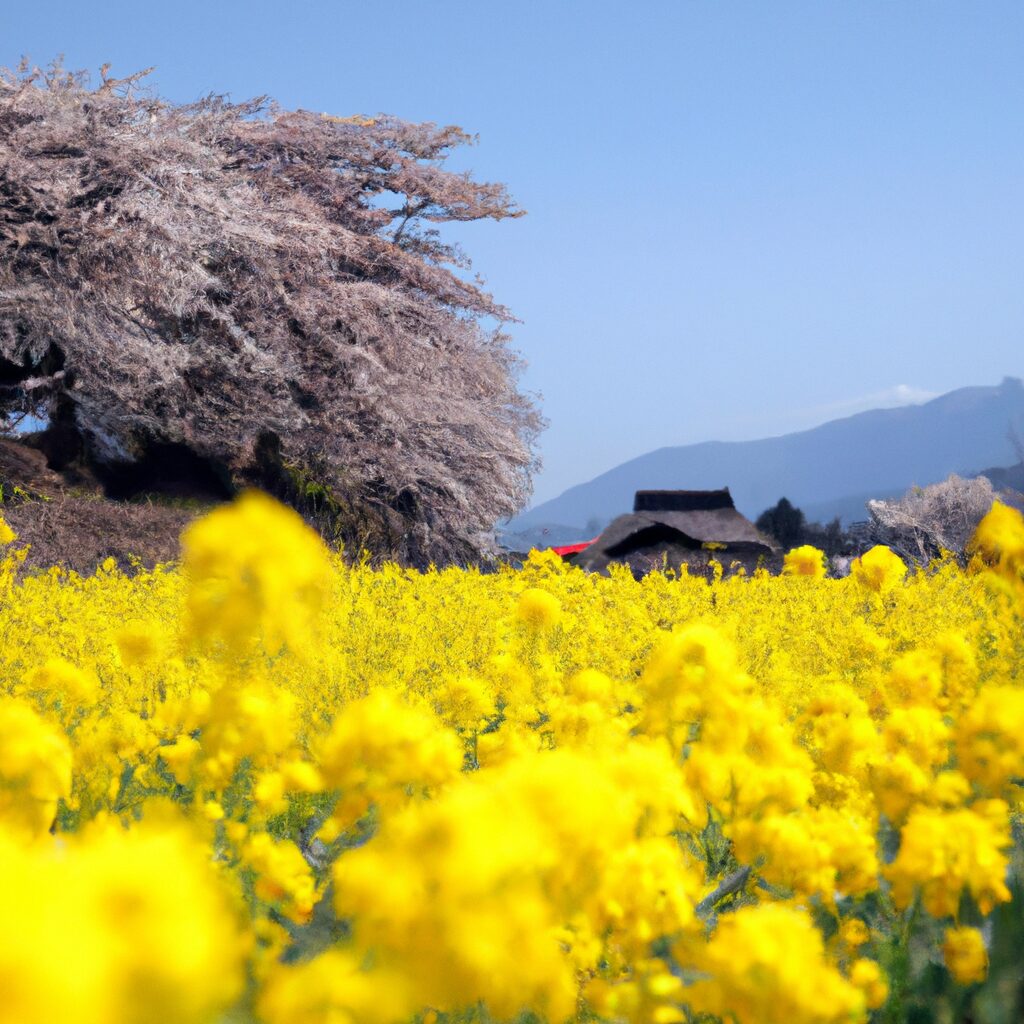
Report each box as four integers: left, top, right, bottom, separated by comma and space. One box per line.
550, 538, 598, 557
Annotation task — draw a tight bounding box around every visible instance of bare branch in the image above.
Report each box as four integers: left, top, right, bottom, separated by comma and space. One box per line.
867, 475, 998, 564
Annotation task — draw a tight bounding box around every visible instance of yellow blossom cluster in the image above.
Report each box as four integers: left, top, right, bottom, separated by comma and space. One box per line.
0, 496, 1023, 1024
0, 815, 246, 1024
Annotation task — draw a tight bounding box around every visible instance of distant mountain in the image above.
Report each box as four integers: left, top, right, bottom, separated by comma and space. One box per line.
977, 460, 1024, 494
504, 377, 1024, 546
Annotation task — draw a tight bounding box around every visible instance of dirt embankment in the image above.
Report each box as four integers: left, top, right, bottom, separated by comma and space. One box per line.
0, 438, 209, 574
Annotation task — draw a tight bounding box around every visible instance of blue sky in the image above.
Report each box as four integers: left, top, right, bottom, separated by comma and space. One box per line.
5, 1, 1024, 504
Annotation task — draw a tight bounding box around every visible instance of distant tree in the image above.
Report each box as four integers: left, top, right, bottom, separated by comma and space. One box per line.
0, 60, 541, 564
866, 474, 997, 564
801, 516, 851, 558
755, 497, 806, 551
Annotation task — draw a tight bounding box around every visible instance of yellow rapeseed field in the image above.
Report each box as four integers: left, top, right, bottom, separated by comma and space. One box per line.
1, 491, 1023, 1024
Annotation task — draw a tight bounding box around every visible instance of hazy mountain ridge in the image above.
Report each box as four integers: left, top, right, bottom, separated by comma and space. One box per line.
504, 377, 1024, 548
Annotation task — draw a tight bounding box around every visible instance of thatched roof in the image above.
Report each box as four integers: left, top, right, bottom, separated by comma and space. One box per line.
571, 488, 776, 576
633, 489, 737, 513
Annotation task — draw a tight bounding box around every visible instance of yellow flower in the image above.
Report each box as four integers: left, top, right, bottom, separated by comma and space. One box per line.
851, 545, 906, 592
115, 622, 162, 668
0, 698, 72, 839
969, 500, 1024, 582
225, 820, 248, 845
886, 803, 1012, 917
803, 687, 880, 778
885, 649, 943, 707
0, 819, 246, 1024
516, 586, 562, 630
334, 747, 702, 1024
849, 958, 888, 1009
280, 759, 323, 793
840, 918, 871, 949
595, 836, 703, 953
943, 925, 988, 984
436, 674, 493, 731
783, 545, 827, 578
201, 800, 225, 821
259, 950, 413, 1024
882, 706, 949, 766
24, 657, 99, 706
318, 689, 463, 802
868, 751, 932, 823
956, 685, 1024, 795
729, 807, 878, 901
253, 771, 287, 813
181, 490, 332, 655
0, 516, 16, 545
683, 903, 866, 1024
158, 735, 201, 786
244, 833, 318, 925
929, 770, 972, 809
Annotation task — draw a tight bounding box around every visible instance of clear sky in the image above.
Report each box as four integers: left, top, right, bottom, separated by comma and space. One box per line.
5, 1, 1024, 505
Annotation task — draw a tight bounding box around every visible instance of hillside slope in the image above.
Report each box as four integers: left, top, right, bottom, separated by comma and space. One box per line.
506, 377, 1024, 544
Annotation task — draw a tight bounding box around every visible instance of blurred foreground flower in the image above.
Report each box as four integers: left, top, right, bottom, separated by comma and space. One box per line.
181, 490, 332, 655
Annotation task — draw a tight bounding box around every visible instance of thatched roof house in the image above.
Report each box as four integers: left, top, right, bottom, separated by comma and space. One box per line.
569, 488, 776, 577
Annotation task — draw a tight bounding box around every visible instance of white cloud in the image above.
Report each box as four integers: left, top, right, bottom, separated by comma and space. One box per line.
790, 383, 938, 426
886, 383, 937, 405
